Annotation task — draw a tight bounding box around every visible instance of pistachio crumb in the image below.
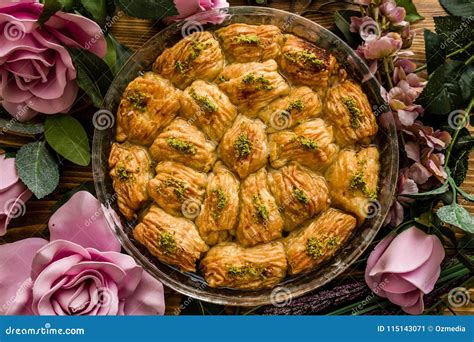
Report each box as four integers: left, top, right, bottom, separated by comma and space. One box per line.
189, 89, 218, 113
233, 133, 252, 159
293, 187, 309, 204
342, 96, 362, 128
233, 34, 261, 45
167, 137, 197, 155
126, 91, 148, 111
253, 194, 269, 223
158, 232, 177, 254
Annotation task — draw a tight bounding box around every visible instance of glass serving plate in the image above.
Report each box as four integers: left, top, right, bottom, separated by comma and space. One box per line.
92, 6, 398, 307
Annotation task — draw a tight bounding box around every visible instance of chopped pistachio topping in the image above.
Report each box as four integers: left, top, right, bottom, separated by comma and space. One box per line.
233, 34, 261, 45
126, 91, 148, 111
175, 40, 211, 73
167, 137, 197, 155
189, 89, 218, 112
253, 194, 269, 223
349, 170, 377, 200
218, 75, 229, 82
284, 49, 324, 68
164, 177, 187, 202
287, 99, 305, 112
298, 136, 318, 150
341, 96, 362, 128
293, 187, 309, 204
233, 133, 252, 159
211, 188, 227, 219
116, 163, 132, 182
242, 73, 274, 91
306, 236, 339, 259
158, 232, 177, 254
227, 264, 266, 279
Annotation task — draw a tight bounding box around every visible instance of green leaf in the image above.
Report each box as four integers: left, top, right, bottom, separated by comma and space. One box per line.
80, 0, 107, 26
417, 61, 467, 115
459, 65, 474, 102
68, 48, 114, 108
105, 34, 133, 75
437, 203, 474, 233
38, 0, 63, 25
403, 180, 449, 198
44, 115, 91, 166
396, 0, 424, 23
334, 10, 361, 48
114, 0, 177, 20
434, 16, 474, 58
449, 129, 474, 185
15, 141, 59, 199
439, 0, 474, 17
424, 29, 445, 74
0, 118, 44, 135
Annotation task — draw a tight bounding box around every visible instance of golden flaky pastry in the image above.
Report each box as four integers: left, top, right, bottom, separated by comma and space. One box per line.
258, 86, 323, 133
153, 31, 224, 89
196, 162, 240, 245
148, 161, 207, 218
116, 72, 181, 145
268, 162, 330, 231
201, 242, 287, 289
217, 59, 290, 117
216, 23, 283, 63
218, 115, 269, 179
237, 168, 284, 247
108, 143, 153, 220
149, 118, 217, 172
278, 34, 337, 93
134, 205, 208, 272
325, 80, 378, 146
324, 147, 380, 223
180, 80, 237, 142
284, 208, 356, 275
269, 118, 338, 171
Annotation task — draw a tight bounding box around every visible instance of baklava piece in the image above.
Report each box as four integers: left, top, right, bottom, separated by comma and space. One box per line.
325, 80, 378, 146
324, 146, 380, 223
267, 162, 330, 231
153, 31, 224, 89
269, 118, 338, 171
134, 205, 208, 272
180, 80, 237, 142
196, 162, 240, 245
108, 142, 153, 220
201, 242, 287, 289
284, 208, 356, 275
116, 72, 181, 145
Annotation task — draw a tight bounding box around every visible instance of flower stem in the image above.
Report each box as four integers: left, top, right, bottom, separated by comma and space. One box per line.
382, 58, 393, 89
444, 97, 474, 166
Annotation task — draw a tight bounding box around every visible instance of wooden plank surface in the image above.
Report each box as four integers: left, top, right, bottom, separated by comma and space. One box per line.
0, 0, 472, 315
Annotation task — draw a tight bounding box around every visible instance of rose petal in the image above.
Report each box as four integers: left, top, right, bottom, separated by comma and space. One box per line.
0, 100, 37, 121
369, 227, 434, 276
365, 234, 395, 297
123, 271, 165, 315
398, 234, 445, 293
382, 273, 418, 294
0, 188, 32, 235
0, 154, 19, 191
0, 238, 48, 314
386, 289, 422, 307
27, 79, 78, 114
49, 191, 121, 253
402, 294, 424, 315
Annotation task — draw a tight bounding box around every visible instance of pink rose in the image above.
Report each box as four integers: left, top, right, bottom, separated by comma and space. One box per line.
380, 0, 406, 24
0, 191, 165, 315
0, 153, 32, 236
363, 32, 402, 60
365, 227, 445, 314
165, 0, 229, 24
0, 0, 107, 121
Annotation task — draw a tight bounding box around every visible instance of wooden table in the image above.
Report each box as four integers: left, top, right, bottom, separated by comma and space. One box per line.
0, 0, 472, 315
